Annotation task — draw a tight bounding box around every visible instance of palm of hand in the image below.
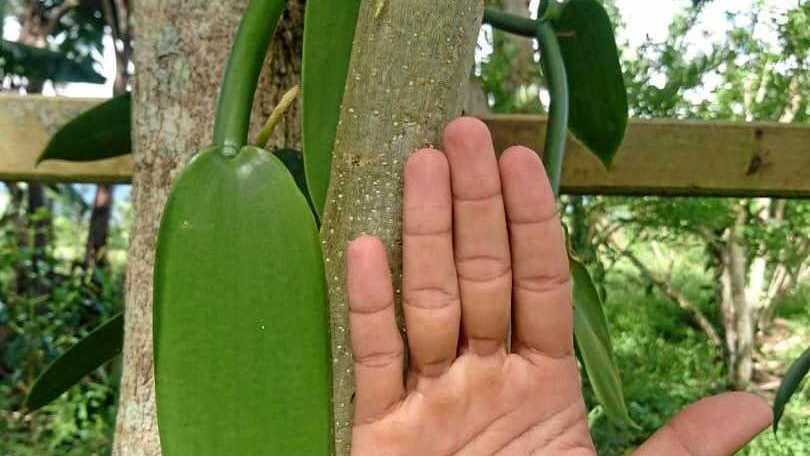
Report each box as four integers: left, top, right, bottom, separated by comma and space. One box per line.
347, 118, 770, 456
353, 352, 592, 455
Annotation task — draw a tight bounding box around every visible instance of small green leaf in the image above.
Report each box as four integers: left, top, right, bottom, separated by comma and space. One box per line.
38, 93, 132, 163
773, 347, 810, 433
154, 146, 331, 455
571, 257, 636, 428
25, 313, 123, 411
553, 0, 627, 166
301, 0, 362, 217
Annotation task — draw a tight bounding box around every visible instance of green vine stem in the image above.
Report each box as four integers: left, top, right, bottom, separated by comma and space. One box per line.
482, 7, 536, 37
212, 0, 286, 155
537, 20, 569, 197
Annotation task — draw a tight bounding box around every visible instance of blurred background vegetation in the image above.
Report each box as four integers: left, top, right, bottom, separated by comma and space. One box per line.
1, 0, 808, 454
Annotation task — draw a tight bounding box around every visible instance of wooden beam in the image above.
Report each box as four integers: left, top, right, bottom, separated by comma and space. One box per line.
0, 95, 133, 183
485, 115, 810, 198
2, 95, 809, 197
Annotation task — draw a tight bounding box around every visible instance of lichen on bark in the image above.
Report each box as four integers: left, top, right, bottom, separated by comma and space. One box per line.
320, 1, 484, 453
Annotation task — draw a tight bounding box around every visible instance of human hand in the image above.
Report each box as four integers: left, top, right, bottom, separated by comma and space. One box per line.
346, 117, 771, 455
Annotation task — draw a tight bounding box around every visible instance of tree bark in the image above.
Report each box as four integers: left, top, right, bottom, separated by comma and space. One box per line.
725, 203, 754, 387
84, 183, 114, 269
320, 2, 483, 453
114, 2, 303, 454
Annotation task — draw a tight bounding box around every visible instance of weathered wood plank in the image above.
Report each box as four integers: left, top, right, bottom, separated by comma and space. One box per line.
2, 95, 809, 196
485, 115, 810, 197
0, 95, 133, 183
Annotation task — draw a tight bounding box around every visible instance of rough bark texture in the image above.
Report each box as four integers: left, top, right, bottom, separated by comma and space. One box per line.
320, 2, 483, 453
114, 2, 303, 454
719, 203, 754, 387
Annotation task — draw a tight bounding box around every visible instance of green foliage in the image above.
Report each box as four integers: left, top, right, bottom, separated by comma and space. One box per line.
301, 0, 362, 217
38, 94, 132, 163
571, 258, 635, 427
553, 0, 628, 166
26, 313, 123, 411
587, 276, 728, 454
153, 147, 331, 455
773, 348, 810, 433
0, 192, 124, 454
0, 1, 107, 88
0, 40, 104, 84
479, 28, 544, 113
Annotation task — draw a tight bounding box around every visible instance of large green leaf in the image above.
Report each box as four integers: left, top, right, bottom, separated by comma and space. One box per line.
25, 313, 123, 411
153, 146, 331, 455
553, 0, 627, 167
38, 94, 132, 163
773, 347, 810, 433
301, 0, 362, 217
0, 39, 105, 84
571, 257, 635, 427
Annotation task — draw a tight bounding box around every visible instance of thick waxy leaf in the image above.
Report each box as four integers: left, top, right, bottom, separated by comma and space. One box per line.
154, 146, 331, 455
25, 313, 123, 411
553, 0, 627, 166
571, 257, 635, 427
0, 39, 105, 84
301, 0, 362, 217
773, 347, 810, 433
38, 94, 132, 163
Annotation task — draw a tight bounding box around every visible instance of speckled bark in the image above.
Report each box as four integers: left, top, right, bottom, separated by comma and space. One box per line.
114, 2, 303, 455
320, 2, 483, 454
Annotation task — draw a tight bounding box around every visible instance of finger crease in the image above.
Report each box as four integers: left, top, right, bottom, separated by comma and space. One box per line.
453, 190, 502, 203
514, 274, 571, 294
508, 211, 557, 226
457, 266, 511, 284
403, 288, 460, 310
404, 226, 452, 237
355, 349, 403, 369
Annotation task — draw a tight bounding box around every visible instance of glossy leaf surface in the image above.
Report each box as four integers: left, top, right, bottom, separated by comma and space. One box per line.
553, 0, 627, 166
25, 313, 123, 411
773, 347, 810, 433
38, 94, 131, 163
571, 257, 635, 427
301, 0, 362, 216
154, 146, 331, 455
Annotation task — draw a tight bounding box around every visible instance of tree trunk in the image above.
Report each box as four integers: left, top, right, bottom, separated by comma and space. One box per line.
84, 183, 114, 270
320, 2, 483, 453
723, 203, 754, 387
84, 0, 132, 271
113, 2, 303, 454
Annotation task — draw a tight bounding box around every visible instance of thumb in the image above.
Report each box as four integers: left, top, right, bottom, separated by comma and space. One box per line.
633, 392, 772, 456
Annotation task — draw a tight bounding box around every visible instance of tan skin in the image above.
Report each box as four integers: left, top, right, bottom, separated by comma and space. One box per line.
346, 118, 772, 455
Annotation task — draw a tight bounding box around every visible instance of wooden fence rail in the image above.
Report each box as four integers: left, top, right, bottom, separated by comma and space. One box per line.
2, 95, 809, 197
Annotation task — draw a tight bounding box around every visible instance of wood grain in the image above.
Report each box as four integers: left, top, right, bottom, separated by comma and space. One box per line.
2, 95, 809, 197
